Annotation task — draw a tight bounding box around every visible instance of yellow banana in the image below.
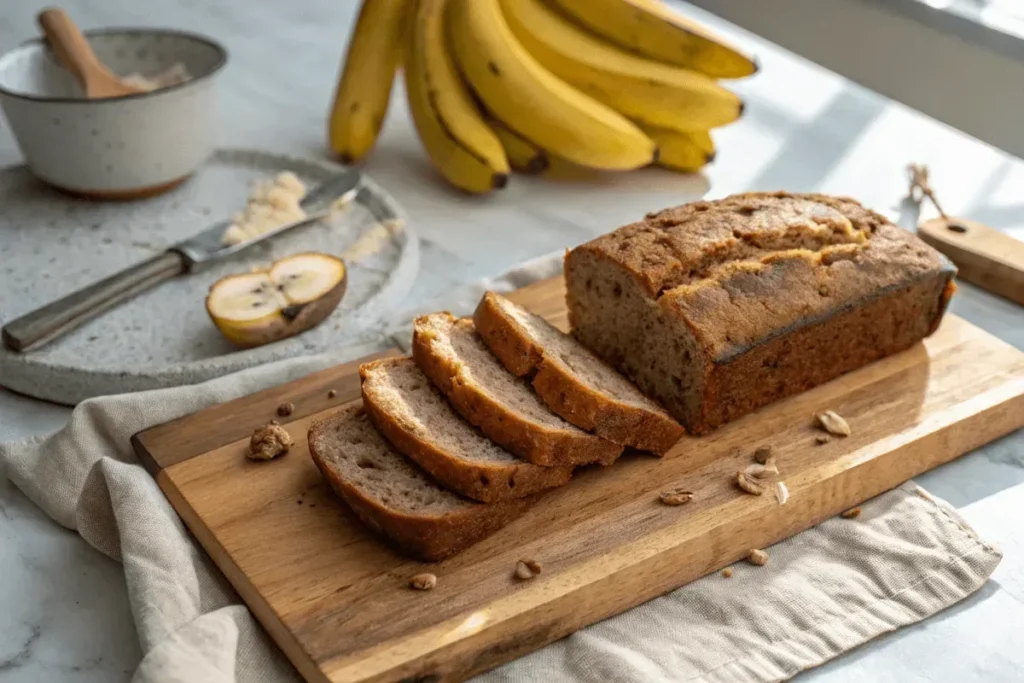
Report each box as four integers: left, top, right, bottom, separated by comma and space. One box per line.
500, 0, 742, 133
490, 120, 549, 174
447, 0, 656, 171
405, 0, 509, 193
641, 126, 715, 172
547, 0, 757, 79
328, 0, 408, 163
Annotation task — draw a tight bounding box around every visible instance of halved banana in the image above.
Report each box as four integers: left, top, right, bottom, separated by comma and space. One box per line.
206, 253, 347, 348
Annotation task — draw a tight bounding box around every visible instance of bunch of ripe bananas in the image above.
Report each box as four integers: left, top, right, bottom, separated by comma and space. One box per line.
328, 0, 755, 193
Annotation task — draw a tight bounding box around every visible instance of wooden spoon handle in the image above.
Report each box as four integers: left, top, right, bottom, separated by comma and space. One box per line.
38, 8, 106, 91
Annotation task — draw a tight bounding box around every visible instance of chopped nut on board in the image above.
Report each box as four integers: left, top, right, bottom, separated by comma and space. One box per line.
775, 482, 790, 505
744, 457, 778, 479
816, 410, 851, 436
247, 423, 293, 461
410, 573, 437, 591
753, 445, 773, 464
515, 559, 542, 580
736, 471, 765, 495
659, 488, 694, 506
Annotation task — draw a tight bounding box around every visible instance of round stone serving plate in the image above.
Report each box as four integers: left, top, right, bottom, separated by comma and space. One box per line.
0, 148, 419, 404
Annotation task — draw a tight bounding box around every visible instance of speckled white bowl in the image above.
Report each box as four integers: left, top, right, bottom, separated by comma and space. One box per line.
0, 28, 226, 199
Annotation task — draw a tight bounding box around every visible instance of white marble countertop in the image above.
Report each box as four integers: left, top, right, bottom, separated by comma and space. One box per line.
1, 1, 1022, 681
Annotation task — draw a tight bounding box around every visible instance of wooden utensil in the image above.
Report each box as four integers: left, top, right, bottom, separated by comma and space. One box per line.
37, 8, 145, 99
918, 217, 1024, 306
908, 163, 1024, 305
133, 276, 1024, 683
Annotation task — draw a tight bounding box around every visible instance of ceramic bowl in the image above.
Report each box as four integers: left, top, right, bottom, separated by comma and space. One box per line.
0, 29, 226, 199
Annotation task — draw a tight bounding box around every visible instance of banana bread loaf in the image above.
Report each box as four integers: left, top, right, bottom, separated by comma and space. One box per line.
565, 192, 956, 434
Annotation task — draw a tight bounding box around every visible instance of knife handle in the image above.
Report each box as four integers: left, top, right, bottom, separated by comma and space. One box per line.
2, 251, 187, 353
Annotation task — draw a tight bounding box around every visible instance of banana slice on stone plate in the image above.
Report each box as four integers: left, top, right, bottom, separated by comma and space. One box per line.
206, 252, 347, 348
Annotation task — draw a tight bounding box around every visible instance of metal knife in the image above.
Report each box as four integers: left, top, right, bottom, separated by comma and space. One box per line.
2, 170, 362, 353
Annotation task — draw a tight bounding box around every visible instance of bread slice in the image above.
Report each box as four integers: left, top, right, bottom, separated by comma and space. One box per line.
473, 291, 684, 454
412, 312, 623, 468
360, 357, 573, 502
307, 403, 532, 561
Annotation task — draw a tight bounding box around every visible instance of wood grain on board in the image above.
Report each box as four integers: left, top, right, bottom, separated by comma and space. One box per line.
134, 276, 1024, 683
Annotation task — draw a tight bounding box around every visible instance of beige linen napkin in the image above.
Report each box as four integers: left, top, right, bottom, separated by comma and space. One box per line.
0, 252, 1001, 683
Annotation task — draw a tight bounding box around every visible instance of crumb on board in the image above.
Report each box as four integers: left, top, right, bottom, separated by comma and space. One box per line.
722, 568, 733, 578
248, 423, 292, 461
841, 507, 862, 519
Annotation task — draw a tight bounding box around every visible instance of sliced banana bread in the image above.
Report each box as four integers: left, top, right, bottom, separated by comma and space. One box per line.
565, 192, 957, 434
360, 357, 573, 502
473, 291, 683, 454
307, 403, 532, 561
412, 312, 623, 467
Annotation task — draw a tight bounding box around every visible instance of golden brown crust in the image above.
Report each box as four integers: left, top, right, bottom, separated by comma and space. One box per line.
412, 313, 623, 467
472, 294, 542, 377
566, 192, 957, 434
584, 192, 887, 298
360, 358, 572, 502
474, 292, 683, 454
307, 407, 532, 562
577, 192, 955, 362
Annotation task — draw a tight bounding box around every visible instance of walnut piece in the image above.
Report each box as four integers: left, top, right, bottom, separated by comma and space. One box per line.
816, 410, 851, 436
659, 488, 694, 506
775, 481, 790, 505
410, 573, 437, 590
736, 471, 765, 495
747, 548, 769, 566
515, 559, 542, 580
247, 423, 293, 461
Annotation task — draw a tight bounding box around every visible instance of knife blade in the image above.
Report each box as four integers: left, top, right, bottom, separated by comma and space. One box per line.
1, 169, 362, 353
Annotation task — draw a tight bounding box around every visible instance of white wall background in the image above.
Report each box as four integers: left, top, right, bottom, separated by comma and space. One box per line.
689, 0, 1024, 160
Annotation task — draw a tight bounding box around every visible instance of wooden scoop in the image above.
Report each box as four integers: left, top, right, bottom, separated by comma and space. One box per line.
907, 164, 1024, 306
918, 217, 1024, 306
38, 8, 145, 99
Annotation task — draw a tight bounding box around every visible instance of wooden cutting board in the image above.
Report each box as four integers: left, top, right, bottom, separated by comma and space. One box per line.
133, 276, 1024, 683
